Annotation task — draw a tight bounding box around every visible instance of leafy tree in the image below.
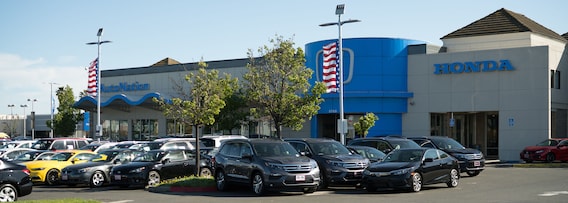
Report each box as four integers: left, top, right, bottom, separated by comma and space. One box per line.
214, 89, 250, 134
353, 113, 379, 138
50, 85, 83, 136
154, 61, 237, 176
243, 35, 326, 139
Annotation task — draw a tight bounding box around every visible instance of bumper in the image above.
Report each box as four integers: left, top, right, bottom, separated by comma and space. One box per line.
262, 171, 320, 191
458, 159, 485, 172
520, 152, 545, 162
362, 173, 411, 189
19, 178, 33, 197
59, 172, 91, 185
29, 171, 47, 183
110, 173, 148, 187
324, 167, 365, 186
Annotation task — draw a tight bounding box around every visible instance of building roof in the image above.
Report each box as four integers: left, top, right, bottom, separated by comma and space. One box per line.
150, 57, 181, 67
562, 32, 568, 41
442, 8, 567, 42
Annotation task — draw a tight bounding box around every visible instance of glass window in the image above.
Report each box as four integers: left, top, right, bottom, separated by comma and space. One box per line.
424, 150, 439, 160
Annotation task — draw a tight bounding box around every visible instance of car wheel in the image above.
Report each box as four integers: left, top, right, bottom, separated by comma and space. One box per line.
46, 169, 60, 186
0, 184, 18, 202
318, 173, 328, 190
90, 171, 106, 188
546, 153, 555, 163
409, 173, 422, 192
200, 167, 212, 177
303, 187, 317, 194
447, 169, 459, 187
147, 171, 161, 187
251, 172, 265, 195
466, 170, 481, 177
215, 170, 227, 191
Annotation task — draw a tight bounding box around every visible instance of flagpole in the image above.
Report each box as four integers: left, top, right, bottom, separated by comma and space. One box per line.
87, 28, 111, 141
320, 4, 360, 145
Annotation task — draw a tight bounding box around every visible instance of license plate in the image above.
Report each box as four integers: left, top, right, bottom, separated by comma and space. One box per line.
61, 175, 68, 180
114, 175, 121, 180
295, 175, 305, 182
474, 161, 480, 167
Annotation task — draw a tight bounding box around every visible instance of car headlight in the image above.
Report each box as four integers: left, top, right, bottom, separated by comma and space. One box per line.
326, 160, 345, 167
78, 167, 92, 173
266, 163, 285, 170
390, 167, 413, 175
310, 161, 318, 169
129, 167, 146, 173
535, 150, 544, 154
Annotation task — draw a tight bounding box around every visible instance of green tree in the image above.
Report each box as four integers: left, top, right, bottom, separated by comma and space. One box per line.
154, 60, 237, 176
50, 85, 83, 136
243, 35, 326, 139
214, 89, 250, 134
353, 113, 379, 138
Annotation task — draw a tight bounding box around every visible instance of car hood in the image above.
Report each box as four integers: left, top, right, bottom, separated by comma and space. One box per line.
523, 146, 553, 151
112, 161, 155, 171
261, 156, 312, 164
63, 161, 110, 170
318, 154, 365, 162
444, 148, 481, 154
367, 161, 419, 172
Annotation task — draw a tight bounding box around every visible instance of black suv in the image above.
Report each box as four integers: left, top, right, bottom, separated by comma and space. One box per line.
285, 138, 369, 189
213, 139, 320, 195
407, 136, 485, 177
347, 136, 422, 154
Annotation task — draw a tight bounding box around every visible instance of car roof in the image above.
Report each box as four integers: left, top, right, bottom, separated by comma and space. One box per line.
283, 138, 338, 143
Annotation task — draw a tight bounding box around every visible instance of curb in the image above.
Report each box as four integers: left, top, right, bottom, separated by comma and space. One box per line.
148, 185, 217, 193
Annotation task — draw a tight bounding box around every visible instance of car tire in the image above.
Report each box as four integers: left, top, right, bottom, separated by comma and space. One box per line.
46, 169, 60, 186
0, 184, 18, 202
199, 167, 212, 177
466, 170, 481, 177
546, 153, 555, 163
90, 171, 106, 188
447, 169, 459, 187
215, 170, 227, 191
251, 172, 265, 196
318, 173, 328, 190
409, 173, 422, 192
147, 171, 161, 187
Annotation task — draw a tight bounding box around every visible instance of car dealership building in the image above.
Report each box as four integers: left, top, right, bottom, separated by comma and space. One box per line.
75, 8, 568, 161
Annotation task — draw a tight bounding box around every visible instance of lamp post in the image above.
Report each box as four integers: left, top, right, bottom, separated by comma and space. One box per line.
28, 99, 37, 140
20, 104, 27, 139
7, 104, 15, 137
320, 4, 360, 145
86, 28, 112, 141
48, 82, 61, 138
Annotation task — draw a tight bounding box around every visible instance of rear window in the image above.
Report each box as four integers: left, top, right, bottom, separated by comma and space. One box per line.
200, 138, 215, 147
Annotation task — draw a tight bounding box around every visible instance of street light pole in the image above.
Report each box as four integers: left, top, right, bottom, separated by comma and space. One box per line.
28, 99, 37, 140
320, 4, 360, 145
7, 104, 15, 137
48, 82, 60, 138
87, 28, 111, 141
20, 104, 27, 139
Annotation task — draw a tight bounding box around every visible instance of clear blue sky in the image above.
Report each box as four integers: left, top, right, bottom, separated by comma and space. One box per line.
1, 0, 567, 115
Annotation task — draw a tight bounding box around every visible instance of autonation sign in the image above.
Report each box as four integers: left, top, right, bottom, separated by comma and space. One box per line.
101, 82, 150, 93
434, 59, 515, 75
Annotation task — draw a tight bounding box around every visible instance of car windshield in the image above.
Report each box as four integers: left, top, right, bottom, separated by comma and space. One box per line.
388, 139, 422, 149
132, 151, 166, 162
36, 152, 55, 160
383, 149, 424, 163
90, 150, 123, 162
432, 138, 466, 150
253, 142, 300, 157
31, 140, 53, 150
536, 139, 559, 146
50, 152, 74, 161
353, 147, 386, 160
13, 151, 39, 161
310, 142, 352, 156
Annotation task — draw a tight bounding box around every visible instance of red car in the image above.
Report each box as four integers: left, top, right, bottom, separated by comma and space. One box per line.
520, 138, 568, 163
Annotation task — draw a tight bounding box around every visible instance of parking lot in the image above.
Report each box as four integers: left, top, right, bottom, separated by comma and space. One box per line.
20, 165, 568, 203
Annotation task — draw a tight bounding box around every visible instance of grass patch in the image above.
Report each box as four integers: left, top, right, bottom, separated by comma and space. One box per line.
19, 199, 100, 203
514, 162, 568, 168
155, 175, 215, 187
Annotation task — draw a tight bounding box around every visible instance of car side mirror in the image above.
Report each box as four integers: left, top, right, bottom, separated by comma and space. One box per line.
113, 159, 121, 164
162, 158, 170, 164
300, 151, 311, 157
423, 158, 434, 163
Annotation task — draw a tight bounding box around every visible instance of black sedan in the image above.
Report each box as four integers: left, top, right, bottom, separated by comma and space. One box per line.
59, 149, 142, 187
362, 148, 459, 192
0, 159, 33, 202
110, 149, 209, 188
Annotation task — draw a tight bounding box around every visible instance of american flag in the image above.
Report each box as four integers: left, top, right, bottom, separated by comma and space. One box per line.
87, 58, 98, 97
323, 42, 338, 93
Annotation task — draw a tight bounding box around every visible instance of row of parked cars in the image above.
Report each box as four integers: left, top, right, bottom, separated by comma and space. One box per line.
212, 135, 486, 195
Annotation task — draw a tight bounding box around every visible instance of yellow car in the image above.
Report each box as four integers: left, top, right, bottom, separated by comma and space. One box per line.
24, 150, 98, 185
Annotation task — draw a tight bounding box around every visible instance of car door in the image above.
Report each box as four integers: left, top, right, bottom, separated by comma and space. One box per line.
219, 142, 243, 182
236, 142, 254, 181
554, 140, 568, 161
160, 151, 186, 180
421, 149, 444, 184
182, 150, 197, 176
